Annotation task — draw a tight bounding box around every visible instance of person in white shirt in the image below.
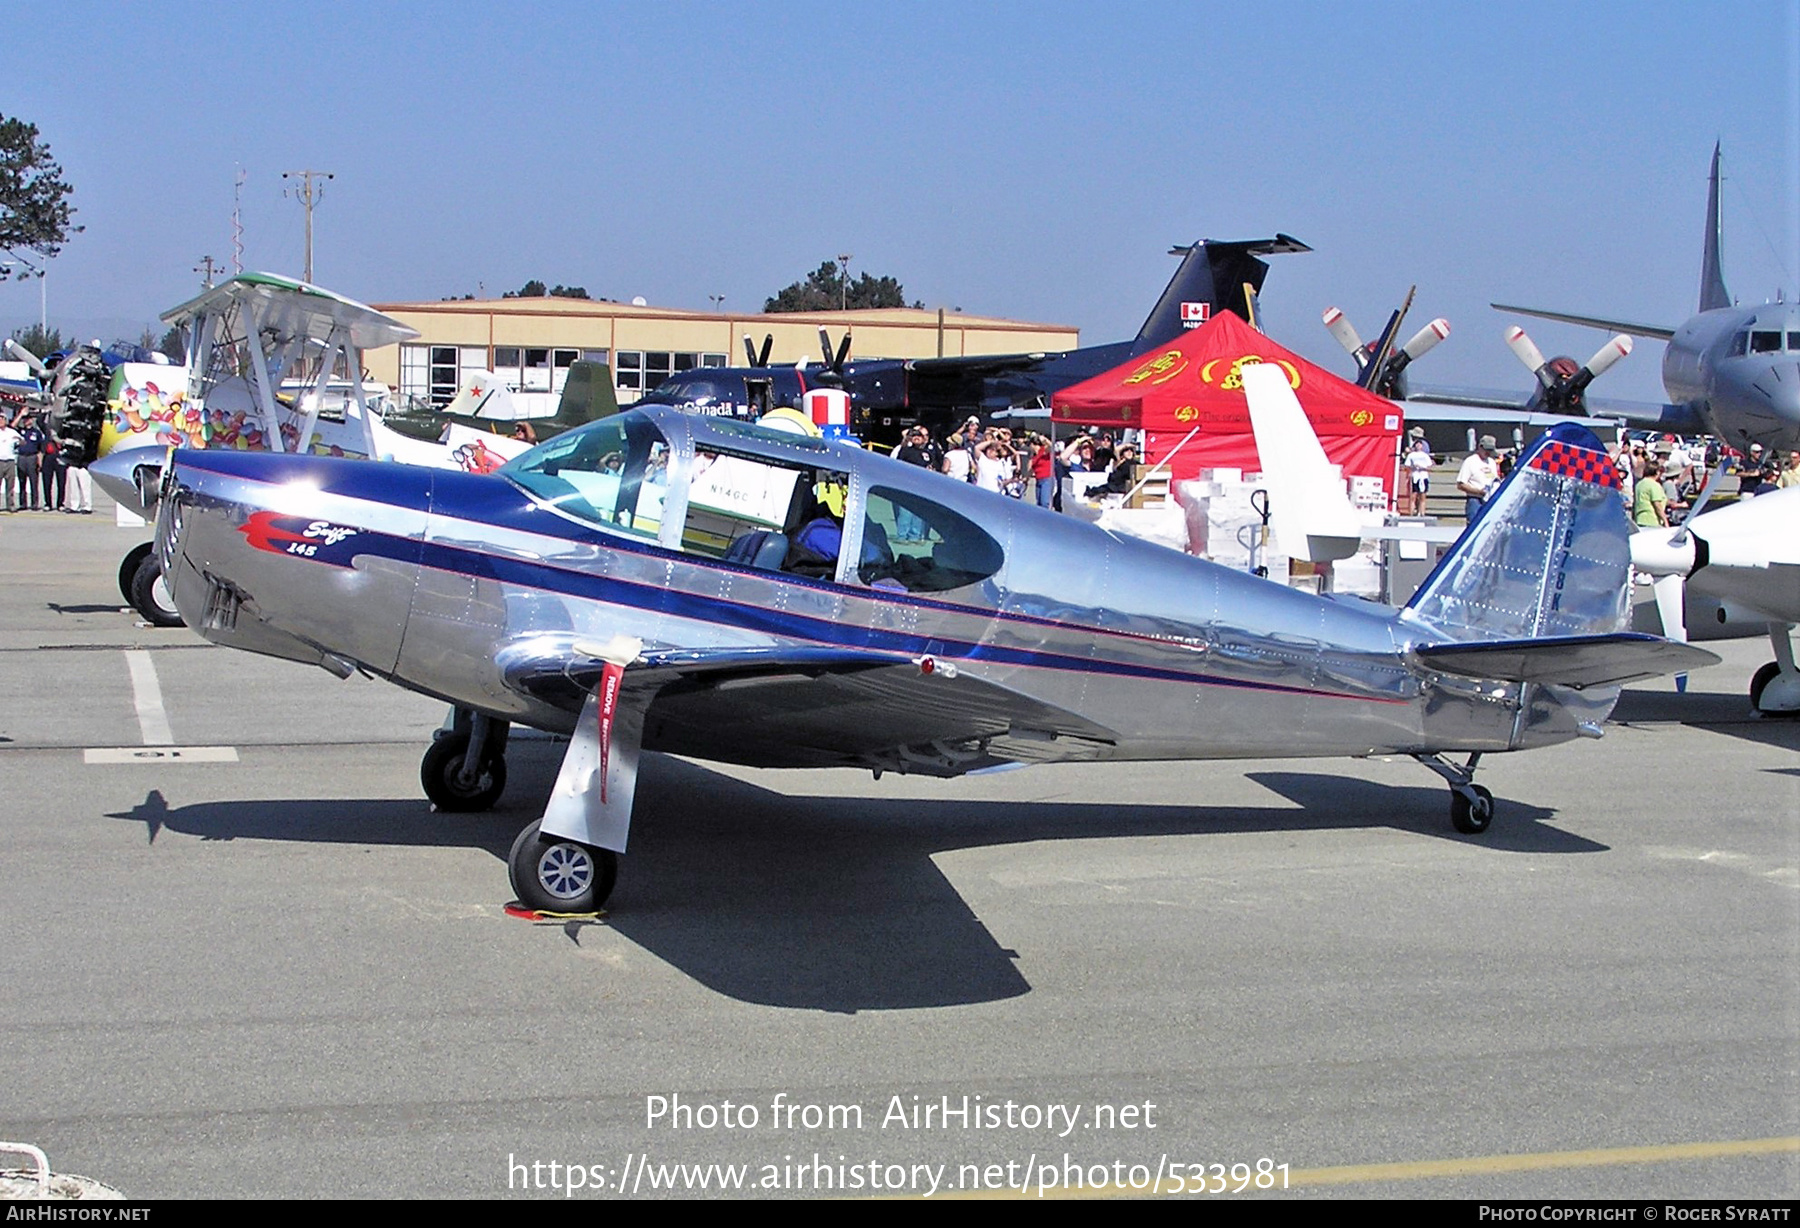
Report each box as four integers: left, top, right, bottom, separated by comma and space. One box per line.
1403, 429, 1435, 516
0, 415, 21, 512
1455, 435, 1501, 523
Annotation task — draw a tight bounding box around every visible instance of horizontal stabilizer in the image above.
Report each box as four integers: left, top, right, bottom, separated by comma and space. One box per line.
1415, 633, 1719, 690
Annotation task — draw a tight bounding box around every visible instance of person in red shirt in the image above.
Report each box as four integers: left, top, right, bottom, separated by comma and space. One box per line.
1029, 436, 1056, 508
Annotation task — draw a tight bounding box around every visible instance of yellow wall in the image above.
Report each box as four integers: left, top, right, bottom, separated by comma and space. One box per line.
363, 298, 1079, 389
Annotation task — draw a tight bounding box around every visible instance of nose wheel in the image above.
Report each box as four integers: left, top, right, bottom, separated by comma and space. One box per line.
508, 820, 618, 912
421, 712, 509, 812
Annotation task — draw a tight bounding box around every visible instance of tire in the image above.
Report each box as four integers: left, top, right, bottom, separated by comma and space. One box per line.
1749, 661, 1799, 716
420, 733, 507, 812
1451, 784, 1494, 835
119, 542, 155, 606
130, 553, 183, 628
508, 820, 617, 912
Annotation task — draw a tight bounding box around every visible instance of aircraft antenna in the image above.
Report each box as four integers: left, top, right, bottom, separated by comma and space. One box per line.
282, 168, 336, 285
231, 167, 246, 274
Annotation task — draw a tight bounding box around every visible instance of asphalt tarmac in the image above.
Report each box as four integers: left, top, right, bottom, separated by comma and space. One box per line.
1, 498, 1794, 1200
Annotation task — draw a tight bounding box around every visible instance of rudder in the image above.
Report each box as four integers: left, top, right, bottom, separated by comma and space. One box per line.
1406, 423, 1632, 642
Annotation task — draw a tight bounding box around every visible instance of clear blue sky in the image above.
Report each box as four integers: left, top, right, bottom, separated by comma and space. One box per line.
4, 0, 1796, 403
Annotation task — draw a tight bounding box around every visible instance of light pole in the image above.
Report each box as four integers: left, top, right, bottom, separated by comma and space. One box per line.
837, 253, 852, 311
282, 169, 335, 284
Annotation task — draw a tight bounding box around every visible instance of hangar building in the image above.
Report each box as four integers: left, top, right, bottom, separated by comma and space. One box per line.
362, 296, 1081, 408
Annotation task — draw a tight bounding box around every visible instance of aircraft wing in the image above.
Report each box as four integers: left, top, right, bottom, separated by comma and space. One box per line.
1492, 303, 1677, 342
161, 272, 419, 351
1414, 632, 1719, 690
497, 641, 1120, 775
1402, 383, 1707, 434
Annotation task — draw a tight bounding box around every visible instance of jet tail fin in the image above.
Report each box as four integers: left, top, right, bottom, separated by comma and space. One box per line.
1134, 235, 1310, 347
1406, 423, 1634, 642
1699, 142, 1731, 313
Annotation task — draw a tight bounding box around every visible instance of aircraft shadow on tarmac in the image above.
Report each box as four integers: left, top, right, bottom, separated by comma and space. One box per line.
108, 750, 1595, 1013
1611, 686, 1800, 755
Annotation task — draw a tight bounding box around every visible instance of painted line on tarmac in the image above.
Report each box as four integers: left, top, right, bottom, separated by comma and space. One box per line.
124, 649, 174, 745
1279, 1135, 1800, 1188
933, 1135, 1800, 1198
83, 746, 239, 764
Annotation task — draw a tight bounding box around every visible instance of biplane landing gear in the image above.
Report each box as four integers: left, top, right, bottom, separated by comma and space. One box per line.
121, 544, 181, 628
421, 712, 509, 812
508, 820, 617, 912
1413, 751, 1495, 835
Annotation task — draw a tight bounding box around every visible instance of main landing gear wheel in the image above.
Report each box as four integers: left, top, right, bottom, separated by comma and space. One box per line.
129, 552, 182, 628
1451, 784, 1495, 835
420, 733, 508, 812
1749, 661, 1800, 716
119, 542, 154, 606
508, 820, 617, 912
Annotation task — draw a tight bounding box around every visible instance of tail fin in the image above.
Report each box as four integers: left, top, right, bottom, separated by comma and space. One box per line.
1699, 142, 1730, 312
1406, 423, 1632, 641
554, 360, 621, 424
1241, 362, 1363, 562
1133, 235, 1310, 348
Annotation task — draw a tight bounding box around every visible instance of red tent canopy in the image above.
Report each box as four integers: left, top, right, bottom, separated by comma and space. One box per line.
1050, 311, 1404, 503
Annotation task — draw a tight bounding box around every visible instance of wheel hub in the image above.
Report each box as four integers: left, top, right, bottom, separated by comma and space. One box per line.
537, 843, 595, 900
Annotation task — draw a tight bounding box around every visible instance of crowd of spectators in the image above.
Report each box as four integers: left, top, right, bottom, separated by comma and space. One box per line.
891, 417, 1143, 512
0, 408, 85, 513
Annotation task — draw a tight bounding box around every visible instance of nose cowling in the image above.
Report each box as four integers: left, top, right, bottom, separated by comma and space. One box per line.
158, 449, 432, 677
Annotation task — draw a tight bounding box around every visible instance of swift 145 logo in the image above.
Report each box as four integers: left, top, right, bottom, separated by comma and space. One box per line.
239, 512, 362, 563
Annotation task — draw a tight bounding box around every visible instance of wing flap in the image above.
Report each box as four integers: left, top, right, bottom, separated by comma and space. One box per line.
1415, 633, 1720, 690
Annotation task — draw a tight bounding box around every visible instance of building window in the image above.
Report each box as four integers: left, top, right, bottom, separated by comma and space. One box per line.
400, 344, 487, 406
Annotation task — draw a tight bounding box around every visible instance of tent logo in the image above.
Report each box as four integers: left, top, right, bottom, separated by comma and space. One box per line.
1350, 409, 1374, 427
1202, 355, 1300, 391
1122, 350, 1189, 386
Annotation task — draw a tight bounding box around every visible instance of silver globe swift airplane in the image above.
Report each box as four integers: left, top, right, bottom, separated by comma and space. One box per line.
147, 402, 1713, 910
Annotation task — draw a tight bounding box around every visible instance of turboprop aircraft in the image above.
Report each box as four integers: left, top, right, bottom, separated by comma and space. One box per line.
1631, 485, 1800, 714
143, 393, 1714, 911
1406, 145, 1800, 451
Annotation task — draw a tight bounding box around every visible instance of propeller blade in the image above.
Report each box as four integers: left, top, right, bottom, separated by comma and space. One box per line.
818, 327, 835, 367
1322, 307, 1365, 363
758, 334, 773, 366
833, 332, 852, 371
1651, 573, 1690, 691
1400, 318, 1451, 362
1504, 326, 1549, 380
743, 334, 758, 366
1582, 334, 1633, 380
1673, 461, 1727, 543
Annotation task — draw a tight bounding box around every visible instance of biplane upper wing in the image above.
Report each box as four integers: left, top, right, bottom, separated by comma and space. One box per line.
161, 272, 419, 351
